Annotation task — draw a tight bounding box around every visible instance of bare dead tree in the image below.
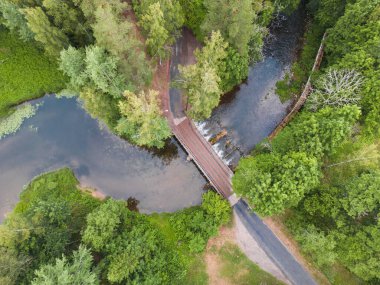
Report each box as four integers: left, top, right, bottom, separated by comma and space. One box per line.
307, 69, 363, 111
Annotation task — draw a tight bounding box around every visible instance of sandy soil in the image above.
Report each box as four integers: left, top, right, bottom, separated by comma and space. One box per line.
77, 185, 106, 200
205, 226, 235, 285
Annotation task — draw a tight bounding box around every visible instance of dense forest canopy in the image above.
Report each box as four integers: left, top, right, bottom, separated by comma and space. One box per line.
0, 169, 231, 284
1, 0, 379, 283
233, 0, 380, 282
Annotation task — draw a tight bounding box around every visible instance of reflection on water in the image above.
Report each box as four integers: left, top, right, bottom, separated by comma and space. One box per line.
197, 7, 307, 167
0, 95, 206, 220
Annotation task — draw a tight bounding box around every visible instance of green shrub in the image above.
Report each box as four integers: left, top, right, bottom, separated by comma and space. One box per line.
169, 191, 231, 253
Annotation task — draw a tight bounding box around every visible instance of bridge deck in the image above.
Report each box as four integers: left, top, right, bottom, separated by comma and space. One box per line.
160, 62, 233, 199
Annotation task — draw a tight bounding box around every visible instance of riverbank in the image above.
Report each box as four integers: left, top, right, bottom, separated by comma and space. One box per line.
0, 28, 66, 117
0, 95, 207, 221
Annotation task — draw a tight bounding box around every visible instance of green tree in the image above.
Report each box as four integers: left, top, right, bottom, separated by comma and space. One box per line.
0, 248, 30, 285
78, 0, 128, 23
336, 225, 380, 281
178, 0, 205, 38
296, 225, 337, 267
79, 87, 119, 127
324, 0, 380, 138
201, 191, 231, 226
0, 0, 33, 41
92, 1, 151, 88
140, 2, 169, 59
0, 169, 99, 284
84, 45, 126, 98
272, 105, 361, 158
178, 62, 221, 120
170, 191, 231, 253
276, 0, 301, 14
201, 0, 254, 56
342, 171, 380, 219
23, 7, 69, 57
222, 47, 249, 92
133, 0, 184, 41
177, 31, 227, 120
116, 89, 171, 148
32, 246, 98, 285
59, 46, 87, 90
42, 0, 89, 45
83, 199, 185, 284
233, 152, 320, 216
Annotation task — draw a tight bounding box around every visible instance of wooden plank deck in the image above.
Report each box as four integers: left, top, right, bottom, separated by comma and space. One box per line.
159, 61, 235, 201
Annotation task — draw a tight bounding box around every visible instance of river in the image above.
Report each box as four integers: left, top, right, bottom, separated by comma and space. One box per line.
0, 7, 306, 220
195, 7, 306, 167
0, 95, 206, 220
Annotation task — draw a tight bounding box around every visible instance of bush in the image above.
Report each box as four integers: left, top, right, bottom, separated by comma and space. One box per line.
170, 191, 231, 252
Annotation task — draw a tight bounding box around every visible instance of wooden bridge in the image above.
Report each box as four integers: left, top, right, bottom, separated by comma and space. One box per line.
158, 31, 326, 206
159, 61, 238, 204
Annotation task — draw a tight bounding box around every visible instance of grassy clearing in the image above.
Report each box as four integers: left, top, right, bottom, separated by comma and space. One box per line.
217, 242, 285, 285
0, 27, 66, 117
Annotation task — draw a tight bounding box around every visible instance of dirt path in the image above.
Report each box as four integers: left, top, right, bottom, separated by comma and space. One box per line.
205, 226, 235, 285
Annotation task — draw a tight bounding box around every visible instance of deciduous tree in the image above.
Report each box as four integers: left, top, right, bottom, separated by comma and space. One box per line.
59, 46, 87, 90
201, 0, 254, 56
140, 2, 169, 59
233, 152, 320, 216
84, 45, 126, 98
23, 7, 69, 57
116, 89, 171, 148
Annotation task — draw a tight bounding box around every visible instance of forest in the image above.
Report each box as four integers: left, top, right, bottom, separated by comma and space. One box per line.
0, 0, 288, 146
0, 168, 232, 284
0, 0, 379, 284
233, 0, 380, 283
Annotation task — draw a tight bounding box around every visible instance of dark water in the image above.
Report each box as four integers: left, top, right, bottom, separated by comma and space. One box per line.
196, 8, 307, 167
0, 95, 206, 220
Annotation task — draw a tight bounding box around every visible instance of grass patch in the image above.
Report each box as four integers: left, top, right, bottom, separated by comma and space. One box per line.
218, 242, 285, 285
0, 27, 66, 117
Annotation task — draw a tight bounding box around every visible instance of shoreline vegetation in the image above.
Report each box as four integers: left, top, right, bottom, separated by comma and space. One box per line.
0, 27, 66, 117
0, 0, 280, 148
0, 167, 284, 284
1, 0, 379, 284
234, 0, 380, 284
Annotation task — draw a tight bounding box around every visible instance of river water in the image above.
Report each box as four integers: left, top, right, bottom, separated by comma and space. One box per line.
0, 96, 207, 220
0, 7, 306, 220
196, 8, 306, 167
